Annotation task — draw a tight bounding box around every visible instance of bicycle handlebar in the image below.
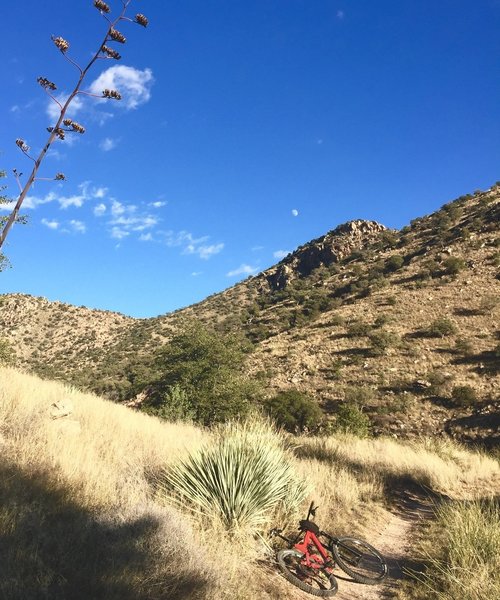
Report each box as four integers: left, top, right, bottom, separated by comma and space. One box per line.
306, 501, 319, 520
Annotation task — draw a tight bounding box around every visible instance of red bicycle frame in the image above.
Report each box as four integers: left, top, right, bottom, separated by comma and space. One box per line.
293, 529, 333, 571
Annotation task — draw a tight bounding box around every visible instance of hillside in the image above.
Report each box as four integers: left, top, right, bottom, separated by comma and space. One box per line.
1, 367, 499, 599
0, 184, 499, 444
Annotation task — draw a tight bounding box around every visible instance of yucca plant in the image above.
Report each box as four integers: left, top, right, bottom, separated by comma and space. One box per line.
158, 419, 307, 531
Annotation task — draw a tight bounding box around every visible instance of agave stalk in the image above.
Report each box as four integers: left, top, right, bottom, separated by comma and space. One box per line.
0, 1, 147, 251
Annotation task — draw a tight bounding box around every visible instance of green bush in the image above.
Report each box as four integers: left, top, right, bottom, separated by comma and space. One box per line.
443, 257, 466, 276
344, 385, 375, 406
451, 385, 478, 408
454, 338, 474, 355
368, 330, 399, 356
347, 320, 372, 338
264, 390, 323, 432
425, 317, 457, 338
334, 404, 370, 437
425, 370, 452, 395
158, 420, 307, 530
384, 254, 404, 272
0, 338, 14, 365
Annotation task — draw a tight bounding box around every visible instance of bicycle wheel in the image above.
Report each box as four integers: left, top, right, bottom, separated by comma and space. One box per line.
331, 537, 387, 584
277, 549, 338, 597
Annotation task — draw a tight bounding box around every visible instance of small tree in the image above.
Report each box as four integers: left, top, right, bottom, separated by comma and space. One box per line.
148, 321, 259, 425
0, 1, 149, 251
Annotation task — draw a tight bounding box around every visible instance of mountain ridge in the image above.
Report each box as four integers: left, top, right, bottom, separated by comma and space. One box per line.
1, 184, 498, 445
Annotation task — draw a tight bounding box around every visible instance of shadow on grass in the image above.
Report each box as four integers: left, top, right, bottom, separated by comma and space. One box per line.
0, 460, 209, 600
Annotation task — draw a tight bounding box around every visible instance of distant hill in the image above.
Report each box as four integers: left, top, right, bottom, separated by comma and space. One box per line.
1, 183, 499, 446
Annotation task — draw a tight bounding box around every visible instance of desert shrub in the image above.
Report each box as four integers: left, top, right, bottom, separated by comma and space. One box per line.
427, 370, 453, 395
443, 256, 466, 276
333, 404, 371, 437
373, 314, 390, 328
384, 254, 404, 273
386, 295, 397, 306
0, 338, 14, 365
326, 360, 343, 381
368, 330, 399, 356
347, 320, 372, 338
158, 420, 307, 531
417, 258, 442, 280
378, 230, 399, 248
143, 384, 195, 422
344, 385, 375, 406
454, 338, 474, 355
451, 385, 478, 408
425, 317, 458, 338
264, 390, 323, 433
477, 294, 499, 315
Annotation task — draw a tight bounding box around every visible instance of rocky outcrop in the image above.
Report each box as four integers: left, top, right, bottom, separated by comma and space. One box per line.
265, 220, 387, 291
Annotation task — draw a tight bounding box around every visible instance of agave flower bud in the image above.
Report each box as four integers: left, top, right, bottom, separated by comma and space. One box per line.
16, 139, 30, 152
52, 36, 69, 52
70, 122, 85, 134
109, 29, 126, 44
53, 128, 65, 140
63, 118, 73, 127
54, 173, 66, 181
101, 44, 121, 60
37, 77, 57, 91
102, 88, 122, 100
94, 0, 110, 13
135, 14, 149, 27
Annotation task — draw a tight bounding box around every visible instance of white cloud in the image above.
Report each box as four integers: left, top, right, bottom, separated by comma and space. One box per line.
139, 232, 153, 241
10, 105, 20, 113
111, 199, 128, 217
24, 191, 58, 209
0, 200, 16, 212
337, 10, 345, 19
191, 271, 202, 277
69, 220, 86, 234
112, 214, 158, 231
273, 249, 290, 260
111, 227, 130, 240
92, 187, 107, 199
150, 201, 166, 208
159, 230, 224, 260
47, 93, 84, 122
89, 65, 154, 110
94, 203, 106, 216
41, 218, 59, 230
292, 209, 299, 217
58, 193, 86, 209
227, 264, 259, 277
196, 243, 224, 260
99, 137, 117, 152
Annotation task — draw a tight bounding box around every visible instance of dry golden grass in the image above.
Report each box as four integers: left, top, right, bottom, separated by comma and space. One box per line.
1, 366, 499, 599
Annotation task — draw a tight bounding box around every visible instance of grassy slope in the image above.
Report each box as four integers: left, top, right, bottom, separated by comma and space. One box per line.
1, 367, 498, 599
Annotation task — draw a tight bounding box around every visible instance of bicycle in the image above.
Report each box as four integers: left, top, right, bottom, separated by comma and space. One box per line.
270, 501, 388, 597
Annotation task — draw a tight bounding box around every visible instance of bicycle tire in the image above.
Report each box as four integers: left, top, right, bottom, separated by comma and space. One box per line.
331, 537, 387, 584
277, 549, 338, 597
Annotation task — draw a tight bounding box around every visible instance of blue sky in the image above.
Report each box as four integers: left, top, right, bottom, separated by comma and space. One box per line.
1, 0, 499, 317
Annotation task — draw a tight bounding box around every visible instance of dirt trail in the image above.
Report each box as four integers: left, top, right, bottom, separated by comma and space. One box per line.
333, 488, 434, 600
